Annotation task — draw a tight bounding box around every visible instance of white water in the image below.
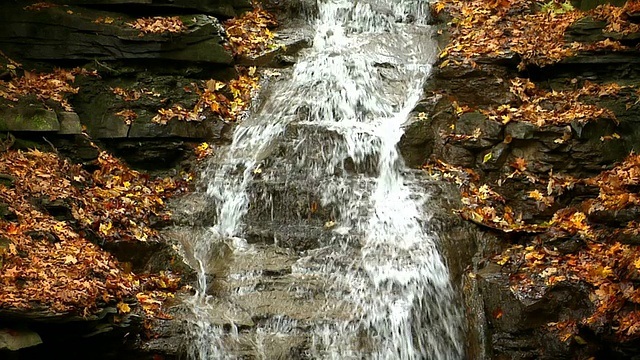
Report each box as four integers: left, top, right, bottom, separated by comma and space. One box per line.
185, 0, 464, 359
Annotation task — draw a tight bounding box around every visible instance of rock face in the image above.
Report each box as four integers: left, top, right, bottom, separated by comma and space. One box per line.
56, 0, 253, 18
0, 1, 244, 358
0, 0, 243, 173
0, 6, 233, 65
401, 8, 640, 359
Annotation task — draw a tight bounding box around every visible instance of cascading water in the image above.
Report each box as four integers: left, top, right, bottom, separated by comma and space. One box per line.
184, 0, 464, 358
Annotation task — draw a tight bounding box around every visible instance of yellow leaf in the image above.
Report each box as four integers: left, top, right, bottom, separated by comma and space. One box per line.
104, 17, 114, 24
64, 255, 77, 265
117, 302, 131, 314
574, 335, 587, 345
483, 152, 493, 163
439, 59, 450, 68
99, 221, 112, 235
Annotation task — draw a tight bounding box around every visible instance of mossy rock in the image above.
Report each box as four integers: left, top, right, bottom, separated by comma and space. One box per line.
0, 98, 60, 132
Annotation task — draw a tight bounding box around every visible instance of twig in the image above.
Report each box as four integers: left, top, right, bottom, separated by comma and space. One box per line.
0, 132, 14, 152
94, 59, 117, 73
42, 136, 58, 154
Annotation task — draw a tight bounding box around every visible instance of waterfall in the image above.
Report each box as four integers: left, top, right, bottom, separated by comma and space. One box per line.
184, 0, 464, 359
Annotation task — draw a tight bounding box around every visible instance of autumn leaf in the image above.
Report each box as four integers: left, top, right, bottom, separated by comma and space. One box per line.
64, 255, 78, 265
117, 302, 131, 314
492, 307, 503, 319
510, 157, 527, 171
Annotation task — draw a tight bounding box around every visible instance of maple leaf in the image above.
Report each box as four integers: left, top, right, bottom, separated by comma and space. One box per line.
64, 255, 77, 265
510, 157, 527, 171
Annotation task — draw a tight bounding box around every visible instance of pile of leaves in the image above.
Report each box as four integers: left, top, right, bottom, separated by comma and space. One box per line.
481, 78, 620, 126
0, 65, 96, 111
127, 16, 187, 35
135, 271, 182, 320
0, 148, 188, 316
0, 149, 133, 314
434, 0, 637, 70
224, 7, 279, 57
81, 151, 189, 242
152, 67, 260, 124
591, 1, 640, 36
429, 153, 640, 341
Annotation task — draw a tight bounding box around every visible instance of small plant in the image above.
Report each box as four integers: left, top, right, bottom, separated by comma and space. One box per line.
539, 0, 575, 14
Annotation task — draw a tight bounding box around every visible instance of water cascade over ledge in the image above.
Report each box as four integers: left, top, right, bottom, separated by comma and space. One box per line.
182, 0, 464, 358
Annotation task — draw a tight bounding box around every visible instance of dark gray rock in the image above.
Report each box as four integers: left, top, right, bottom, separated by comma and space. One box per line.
0, 100, 60, 132
400, 116, 434, 168
56, 0, 252, 18
0, 6, 233, 64
438, 143, 476, 168
570, 0, 627, 11
479, 142, 510, 171
427, 63, 518, 108
456, 112, 503, 150
400, 94, 456, 167
505, 121, 537, 140
565, 16, 608, 43
57, 112, 83, 135
475, 263, 595, 359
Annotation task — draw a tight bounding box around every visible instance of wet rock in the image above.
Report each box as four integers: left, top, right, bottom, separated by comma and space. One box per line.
0, 306, 142, 360
400, 115, 435, 168
456, 112, 503, 150
33, 198, 74, 222
438, 143, 476, 168
25, 230, 60, 244
400, 95, 455, 167
72, 71, 233, 145
475, 263, 595, 359
236, 26, 313, 67
427, 63, 517, 108
0, 204, 12, 221
545, 236, 585, 254
479, 143, 510, 171
103, 236, 193, 275
505, 121, 536, 140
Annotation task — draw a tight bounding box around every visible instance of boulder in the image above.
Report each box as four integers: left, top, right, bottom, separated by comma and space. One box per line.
0, 328, 42, 351
57, 112, 83, 135
0, 100, 60, 132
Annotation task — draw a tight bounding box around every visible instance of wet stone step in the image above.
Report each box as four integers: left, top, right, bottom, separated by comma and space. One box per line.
245, 176, 374, 224
244, 223, 359, 251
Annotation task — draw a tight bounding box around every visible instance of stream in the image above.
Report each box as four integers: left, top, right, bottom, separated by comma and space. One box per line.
182, 0, 464, 358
